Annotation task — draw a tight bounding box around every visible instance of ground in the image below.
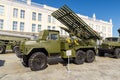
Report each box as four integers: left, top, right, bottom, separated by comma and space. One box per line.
0, 52, 120, 80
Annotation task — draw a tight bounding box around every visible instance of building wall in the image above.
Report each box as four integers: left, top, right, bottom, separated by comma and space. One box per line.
0, 0, 113, 38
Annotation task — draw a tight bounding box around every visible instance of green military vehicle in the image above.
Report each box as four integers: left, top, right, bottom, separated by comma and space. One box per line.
0, 31, 33, 54
16, 5, 101, 71
98, 28, 120, 58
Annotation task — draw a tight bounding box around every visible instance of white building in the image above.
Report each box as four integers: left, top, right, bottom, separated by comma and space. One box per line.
0, 0, 113, 38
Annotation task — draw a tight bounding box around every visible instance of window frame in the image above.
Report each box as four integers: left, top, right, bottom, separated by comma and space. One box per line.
47, 26, 51, 30
38, 24, 41, 32
20, 10, 25, 19
0, 5, 4, 16
48, 34, 58, 40
13, 21, 18, 30
38, 13, 42, 21
32, 12, 36, 20
48, 15, 51, 23
32, 24, 36, 32
13, 8, 18, 18
20, 22, 24, 31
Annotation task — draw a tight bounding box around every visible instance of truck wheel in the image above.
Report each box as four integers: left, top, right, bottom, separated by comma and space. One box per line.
14, 46, 22, 58
0, 46, 5, 54
13, 46, 19, 53
22, 55, 29, 67
114, 48, 120, 59
85, 50, 95, 63
12, 46, 15, 53
74, 50, 85, 64
98, 50, 104, 57
29, 52, 47, 71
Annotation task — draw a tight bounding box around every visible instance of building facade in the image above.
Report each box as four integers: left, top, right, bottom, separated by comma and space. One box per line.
0, 0, 113, 38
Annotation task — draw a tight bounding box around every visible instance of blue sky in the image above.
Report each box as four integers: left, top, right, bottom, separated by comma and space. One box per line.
32, 0, 120, 36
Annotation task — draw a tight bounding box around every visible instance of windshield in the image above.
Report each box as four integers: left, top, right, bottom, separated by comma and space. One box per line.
105, 37, 119, 42
38, 31, 44, 40
32, 35, 38, 40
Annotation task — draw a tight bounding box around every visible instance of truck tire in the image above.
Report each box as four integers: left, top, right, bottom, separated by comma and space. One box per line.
22, 55, 29, 67
0, 46, 5, 54
114, 48, 120, 59
12, 46, 15, 53
14, 46, 22, 58
85, 50, 95, 63
98, 50, 104, 57
74, 50, 85, 64
29, 52, 47, 71
12, 46, 17, 52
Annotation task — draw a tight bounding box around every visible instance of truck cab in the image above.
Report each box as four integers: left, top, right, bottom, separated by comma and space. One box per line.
39, 30, 61, 54
98, 28, 120, 58
18, 30, 61, 56
98, 37, 120, 58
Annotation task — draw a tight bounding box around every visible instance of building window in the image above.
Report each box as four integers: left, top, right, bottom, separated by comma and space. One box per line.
60, 29, 63, 35
38, 13, 42, 21
0, 5, 4, 16
38, 25, 41, 32
47, 26, 51, 30
91, 24, 94, 29
20, 22, 24, 31
103, 33, 106, 38
108, 27, 112, 33
13, 21, 17, 30
48, 15, 51, 23
20, 10, 25, 19
13, 8, 18, 18
0, 19, 4, 29
32, 24, 36, 32
52, 26, 55, 30
52, 17, 56, 24
102, 26, 106, 32
96, 25, 100, 32
32, 12, 36, 20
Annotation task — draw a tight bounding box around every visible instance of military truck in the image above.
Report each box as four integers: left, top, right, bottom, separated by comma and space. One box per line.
98, 28, 120, 58
0, 30, 35, 54
16, 5, 101, 71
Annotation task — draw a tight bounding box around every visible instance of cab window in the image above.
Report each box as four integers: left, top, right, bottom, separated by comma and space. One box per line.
105, 37, 118, 42
48, 34, 58, 40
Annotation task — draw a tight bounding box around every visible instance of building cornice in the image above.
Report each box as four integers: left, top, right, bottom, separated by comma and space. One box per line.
1, 0, 57, 14
2, 0, 112, 25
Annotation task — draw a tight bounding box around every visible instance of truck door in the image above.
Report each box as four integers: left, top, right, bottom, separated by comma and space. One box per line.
46, 32, 61, 53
